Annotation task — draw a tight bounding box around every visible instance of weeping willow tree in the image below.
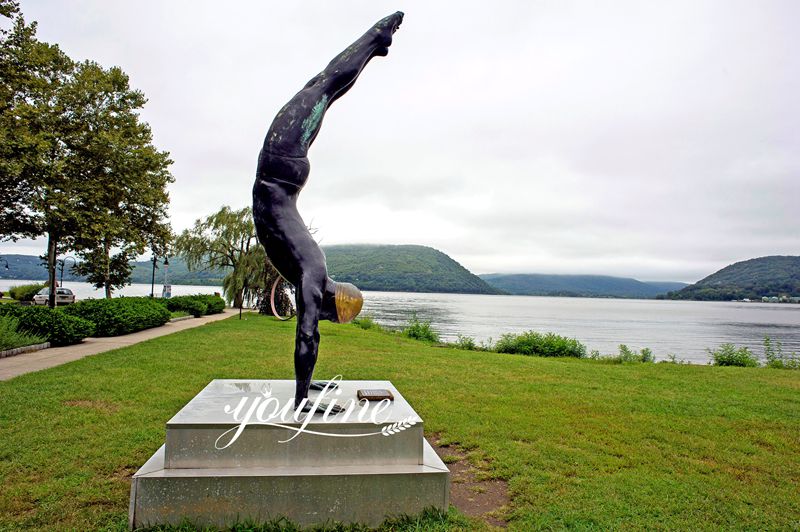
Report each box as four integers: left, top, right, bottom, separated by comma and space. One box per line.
174, 206, 281, 309
222, 242, 267, 309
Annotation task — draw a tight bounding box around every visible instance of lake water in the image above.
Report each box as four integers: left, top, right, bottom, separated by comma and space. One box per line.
2, 280, 798, 364
0, 279, 222, 300
359, 291, 800, 364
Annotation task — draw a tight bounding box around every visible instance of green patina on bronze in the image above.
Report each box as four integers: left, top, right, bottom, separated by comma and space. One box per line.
301, 95, 329, 147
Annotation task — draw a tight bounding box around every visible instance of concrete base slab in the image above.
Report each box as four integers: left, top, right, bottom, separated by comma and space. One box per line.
130, 439, 448, 529
129, 379, 449, 529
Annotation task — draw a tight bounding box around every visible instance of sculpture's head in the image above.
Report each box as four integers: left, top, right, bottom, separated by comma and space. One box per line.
333, 281, 363, 323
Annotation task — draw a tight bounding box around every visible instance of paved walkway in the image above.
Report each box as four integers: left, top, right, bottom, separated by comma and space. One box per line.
0, 308, 238, 381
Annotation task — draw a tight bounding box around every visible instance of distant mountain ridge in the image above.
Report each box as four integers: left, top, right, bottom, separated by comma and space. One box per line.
324, 244, 501, 294
480, 273, 687, 299
668, 256, 800, 300
0, 254, 227, 286
0, 246, 502, 295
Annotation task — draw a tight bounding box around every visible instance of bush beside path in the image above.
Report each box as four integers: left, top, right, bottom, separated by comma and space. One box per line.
0, 308, 236, 381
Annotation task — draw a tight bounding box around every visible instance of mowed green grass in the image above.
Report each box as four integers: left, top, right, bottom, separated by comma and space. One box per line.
1, 313, 799, 531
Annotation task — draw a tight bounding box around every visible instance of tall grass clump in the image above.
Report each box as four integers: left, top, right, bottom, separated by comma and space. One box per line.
763, 336, 799, 370
708, 343, 759, 367
0, 316, 47, 351
659, 353, 688, 365
453, 334, 479, 350
402, 314, 439, 343
617, 344, 655, 363
495, 330, 586, 358
352, 315, 384, 332
590, 344, 655, 363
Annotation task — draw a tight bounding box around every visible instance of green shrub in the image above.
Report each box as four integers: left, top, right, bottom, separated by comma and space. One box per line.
163, 296, 207, 318
184, 299, 207, 317
495, 330, 586, 358
8, 283, 46, 301
402, 314, 440, 343
589, 345, 655, 363
0, 316, 47, 351
0, 305, 94, 346
199, 294, 226, 314
763, 336, 799, 370
352, 315, 383, 331
63, 297, 170, 337
618, 344, 655, 363
708, 343, 760, 367
453, 334, 478, 350
159, 294, 225, 317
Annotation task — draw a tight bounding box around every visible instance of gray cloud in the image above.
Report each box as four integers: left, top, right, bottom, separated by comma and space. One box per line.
4, 0, 798, 283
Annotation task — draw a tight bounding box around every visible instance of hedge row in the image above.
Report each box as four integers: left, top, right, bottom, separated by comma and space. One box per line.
0, 294, 225, 346
63, 297, 171, 337
161, 294, 226, 317
8, 283, 46, 302
0, 305, 95, 346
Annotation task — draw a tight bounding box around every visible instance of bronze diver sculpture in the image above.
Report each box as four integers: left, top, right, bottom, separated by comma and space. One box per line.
253, 12, 404, 408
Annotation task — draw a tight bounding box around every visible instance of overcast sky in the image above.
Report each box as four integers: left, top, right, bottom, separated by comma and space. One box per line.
4, 1, 799, 282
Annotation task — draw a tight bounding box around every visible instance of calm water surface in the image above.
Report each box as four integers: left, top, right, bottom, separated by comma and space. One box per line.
360, 291, 800, 364
2, 280, 798, 364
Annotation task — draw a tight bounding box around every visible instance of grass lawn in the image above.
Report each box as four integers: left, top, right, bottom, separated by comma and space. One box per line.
1, 313, 799, 530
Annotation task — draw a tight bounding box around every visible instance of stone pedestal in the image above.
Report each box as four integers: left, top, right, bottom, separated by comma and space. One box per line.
128, 380, 449, 529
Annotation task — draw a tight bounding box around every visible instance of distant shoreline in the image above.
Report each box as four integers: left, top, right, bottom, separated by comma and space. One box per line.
2, 278, 799, 303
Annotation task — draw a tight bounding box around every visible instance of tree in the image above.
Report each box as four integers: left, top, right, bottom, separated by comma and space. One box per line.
65, 61, 173, 298
1, 6, 75, 306
0, 5, 172, 303
175, 206, 280, 309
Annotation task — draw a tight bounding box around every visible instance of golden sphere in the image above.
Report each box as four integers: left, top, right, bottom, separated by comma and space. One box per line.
334, 282, 363, 323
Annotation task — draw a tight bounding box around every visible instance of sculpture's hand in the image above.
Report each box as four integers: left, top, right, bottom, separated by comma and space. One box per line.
372, 11, 404, 57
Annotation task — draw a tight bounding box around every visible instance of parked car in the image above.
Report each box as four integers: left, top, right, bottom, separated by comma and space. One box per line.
33, 287, 76, 306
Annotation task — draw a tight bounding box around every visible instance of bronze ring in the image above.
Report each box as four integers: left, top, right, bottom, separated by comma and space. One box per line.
270, 277, 294, 321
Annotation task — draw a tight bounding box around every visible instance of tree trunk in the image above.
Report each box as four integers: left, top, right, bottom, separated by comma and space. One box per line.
47, 232, 57, 308
234, 290, 244, 310
103, 239, 112, 299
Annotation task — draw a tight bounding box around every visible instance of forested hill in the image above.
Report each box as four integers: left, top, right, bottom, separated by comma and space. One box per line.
324, 245, 502, 294
668, 255, 800, 300
480, 273, 687, 299
0, 247, 502, 294
0, 255, 227, 286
